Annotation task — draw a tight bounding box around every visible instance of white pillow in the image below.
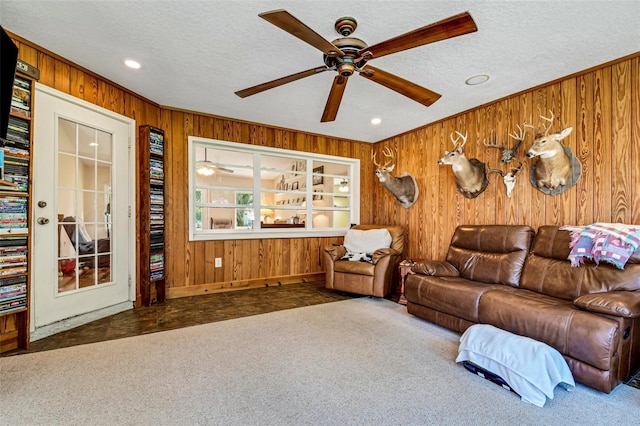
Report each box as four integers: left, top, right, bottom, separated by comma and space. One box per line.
343, 228, 392, 254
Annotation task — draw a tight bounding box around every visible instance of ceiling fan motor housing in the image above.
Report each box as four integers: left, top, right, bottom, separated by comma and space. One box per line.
323, 37, 368, 75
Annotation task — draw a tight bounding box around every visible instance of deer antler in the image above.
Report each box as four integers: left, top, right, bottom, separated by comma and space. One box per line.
483, 130, 504, 150
382, 146, 395, 162
508, 124, 526, 145
524, 110, 555, 138
539, 110, 555, 136
372, 147, 394, 168
486, 166, 504, 177
450, 131, 468, 151
510, 158, 524, 176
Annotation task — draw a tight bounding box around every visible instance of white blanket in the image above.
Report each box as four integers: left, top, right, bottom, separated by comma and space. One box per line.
343, 228, 392, 254
456, 324, 575, 407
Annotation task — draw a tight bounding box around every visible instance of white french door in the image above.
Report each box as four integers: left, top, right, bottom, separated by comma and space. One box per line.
31, 84, 135, 333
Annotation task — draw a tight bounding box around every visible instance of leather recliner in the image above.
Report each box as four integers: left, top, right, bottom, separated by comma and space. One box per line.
323, 224, 405, 297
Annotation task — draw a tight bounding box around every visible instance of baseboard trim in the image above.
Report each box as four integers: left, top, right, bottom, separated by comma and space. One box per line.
166, 273, 325, 299
30, 301, 134, 342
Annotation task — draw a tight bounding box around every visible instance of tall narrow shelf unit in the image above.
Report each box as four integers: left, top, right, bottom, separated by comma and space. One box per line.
0, 70, 35, 353
138, 125, 166, 306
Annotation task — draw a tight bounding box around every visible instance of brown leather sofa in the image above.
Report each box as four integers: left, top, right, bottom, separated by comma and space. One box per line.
405, 224, 640, 393
324, 224, 405, 297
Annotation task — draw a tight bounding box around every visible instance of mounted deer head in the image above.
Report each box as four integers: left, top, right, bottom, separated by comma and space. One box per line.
524, 110, 573, 190
438, 131, 489, 198
483, 126, 525, 165
372, 147, 419, 208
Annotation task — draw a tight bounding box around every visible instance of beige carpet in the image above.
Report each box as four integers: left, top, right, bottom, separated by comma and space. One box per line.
1, 298, 638, 425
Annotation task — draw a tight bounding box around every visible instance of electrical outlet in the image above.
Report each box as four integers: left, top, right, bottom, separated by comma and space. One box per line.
215, 257, 222, 268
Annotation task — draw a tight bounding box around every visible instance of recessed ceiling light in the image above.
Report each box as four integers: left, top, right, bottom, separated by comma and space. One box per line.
465, 74, 490, 86
370, 117, 382, 125
123, 59, 141, 69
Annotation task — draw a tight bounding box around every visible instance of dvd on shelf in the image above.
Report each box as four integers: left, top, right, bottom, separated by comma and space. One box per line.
0, 266, 27, 314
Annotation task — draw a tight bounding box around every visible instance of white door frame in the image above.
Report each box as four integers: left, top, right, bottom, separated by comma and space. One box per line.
30, 83, 137, 339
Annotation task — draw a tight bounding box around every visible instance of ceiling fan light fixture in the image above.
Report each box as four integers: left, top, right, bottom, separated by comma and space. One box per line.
197, 165, 215, 176
337, 62, 356, 76
339, 179, 349, 192
465, 74, 490, 86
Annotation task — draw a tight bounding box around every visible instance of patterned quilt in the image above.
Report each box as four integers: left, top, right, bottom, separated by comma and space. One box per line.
559, 223, 640, 269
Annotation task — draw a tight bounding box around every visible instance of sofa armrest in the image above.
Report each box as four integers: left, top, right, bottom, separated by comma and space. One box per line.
324, 245, 347, 262
411, 260, 460, 277
574, 291, 640, 318
371, 247, 401, 264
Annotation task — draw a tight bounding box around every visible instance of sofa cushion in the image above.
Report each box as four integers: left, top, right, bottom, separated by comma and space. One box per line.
446, 225, 535, 287
478, 288, 620, 371
334, 260, 375, 276
405, 275, 504, 323
520, 226, 640, 300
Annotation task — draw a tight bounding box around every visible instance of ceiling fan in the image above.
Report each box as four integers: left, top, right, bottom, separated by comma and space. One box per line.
196, 149, 234, 176
235, 9, 477, 122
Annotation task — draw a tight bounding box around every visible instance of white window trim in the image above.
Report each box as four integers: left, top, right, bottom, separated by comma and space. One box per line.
188, 137, 360, 241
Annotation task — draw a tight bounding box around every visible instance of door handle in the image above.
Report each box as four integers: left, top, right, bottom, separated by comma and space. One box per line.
37, 217, 50, 225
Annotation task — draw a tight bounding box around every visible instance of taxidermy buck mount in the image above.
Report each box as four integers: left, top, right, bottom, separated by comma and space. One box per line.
235, 9, 477, 122
372, 147, 419, 208
438, 131, 489, 199
484, 126, 526, 197
524, 110, 580, 193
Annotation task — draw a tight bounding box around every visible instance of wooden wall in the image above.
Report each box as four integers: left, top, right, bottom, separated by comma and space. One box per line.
372, 53, 640, 261
158, 109, 374, 296
9, 33, 639, 300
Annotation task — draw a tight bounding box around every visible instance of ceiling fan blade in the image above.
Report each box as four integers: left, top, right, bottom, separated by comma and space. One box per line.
358, 12, 477, 60
259, 9, 345, 57
235, 66, 329, 98
214, 166, 234, 174
359, 65, 441, 107
321, 75, 349, 122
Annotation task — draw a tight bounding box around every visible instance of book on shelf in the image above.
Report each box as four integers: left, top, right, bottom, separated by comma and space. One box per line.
149, 131, 164, 156
0, 150, 30, 192
0, 298, 27, 314
10, 76, 31, 118
6, 117, 30, 147
0, 282, 27, 300
0, 236, 28, 247
0, 197, 28, 230
0, 266, 27, 276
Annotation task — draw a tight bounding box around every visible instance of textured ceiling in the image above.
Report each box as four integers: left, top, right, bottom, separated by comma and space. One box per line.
1, 1, 639, 143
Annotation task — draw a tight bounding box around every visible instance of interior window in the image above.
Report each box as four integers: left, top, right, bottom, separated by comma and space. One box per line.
188, 137, 360, 240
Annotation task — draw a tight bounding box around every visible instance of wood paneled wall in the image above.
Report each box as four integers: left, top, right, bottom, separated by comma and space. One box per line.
372, 54, 640, 262
159, 109, 374, 296
10, 33, 638, 300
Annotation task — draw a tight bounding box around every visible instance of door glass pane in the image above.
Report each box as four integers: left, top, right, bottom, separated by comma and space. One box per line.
96, 130, 112, 162
57, 118, 76, 154
57, 118, 113, 294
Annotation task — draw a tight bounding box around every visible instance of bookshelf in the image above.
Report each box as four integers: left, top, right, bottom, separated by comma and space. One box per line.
138, 125, 165, 306
0, 71, 34, 353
